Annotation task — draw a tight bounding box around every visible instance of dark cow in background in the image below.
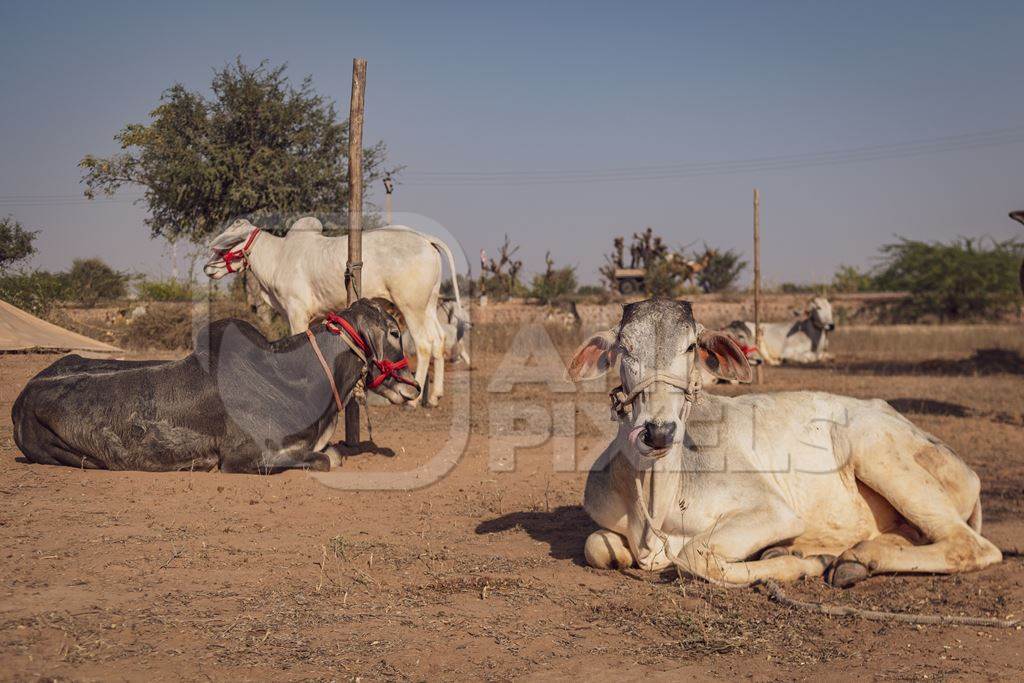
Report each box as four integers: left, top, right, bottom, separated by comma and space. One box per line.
12, 300, 419, 473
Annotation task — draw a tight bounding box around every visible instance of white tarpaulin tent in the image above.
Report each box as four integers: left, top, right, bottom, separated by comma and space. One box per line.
0, 298, 120, 353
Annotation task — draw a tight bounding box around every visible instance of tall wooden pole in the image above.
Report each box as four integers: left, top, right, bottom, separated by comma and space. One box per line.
753, 189, 764, 385
344, 58, 367, 447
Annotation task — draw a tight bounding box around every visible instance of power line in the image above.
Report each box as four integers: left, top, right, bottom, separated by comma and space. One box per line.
400, 126, 1024, 186
0, 194, 144, 208
1, 126, 1020, 201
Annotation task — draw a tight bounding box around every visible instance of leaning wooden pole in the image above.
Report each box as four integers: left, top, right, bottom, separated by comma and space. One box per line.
344, 57, 367, 447
753, 188, 764, 385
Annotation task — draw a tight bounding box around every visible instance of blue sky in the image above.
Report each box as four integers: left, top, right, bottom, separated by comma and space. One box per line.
1, 1, 1022, 285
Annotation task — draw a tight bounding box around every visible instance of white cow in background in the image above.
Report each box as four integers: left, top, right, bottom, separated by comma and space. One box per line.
700, 320, 764, 386
204, 217, 463, 407
741, 296, 835, 364
402, 299, 471, 367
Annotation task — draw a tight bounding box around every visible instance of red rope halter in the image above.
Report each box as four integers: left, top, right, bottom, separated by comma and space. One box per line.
323, 312, 416, 389
219, 228, 261, 273
738, 343, 760, 358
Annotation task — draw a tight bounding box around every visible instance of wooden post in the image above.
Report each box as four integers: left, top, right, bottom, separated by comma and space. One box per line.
753, 189, 764, 385
344, 57, 367, 447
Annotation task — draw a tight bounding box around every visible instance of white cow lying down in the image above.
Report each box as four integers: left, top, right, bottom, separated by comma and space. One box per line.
568, 298, 1000, 587
204, 217, 462, 406
743, 296, 834, 364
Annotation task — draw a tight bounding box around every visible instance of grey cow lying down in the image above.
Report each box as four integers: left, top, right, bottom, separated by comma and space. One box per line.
12, 299, 419, 473
568, 298, 1001, 588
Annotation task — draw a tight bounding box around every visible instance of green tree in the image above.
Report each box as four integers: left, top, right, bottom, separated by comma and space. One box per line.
0, 271, 68, 317
0, 216, 38, 271
641, 260, 678, 298
80, 59, 388, 244
697, 247, 747, 293
529, 252, 578, 305
66, 258, 129, 306
872, 236, 1024, 322
832, 265, 874, 293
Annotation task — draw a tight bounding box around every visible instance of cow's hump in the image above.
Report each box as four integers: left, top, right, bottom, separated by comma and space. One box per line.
287, 216, 325, 235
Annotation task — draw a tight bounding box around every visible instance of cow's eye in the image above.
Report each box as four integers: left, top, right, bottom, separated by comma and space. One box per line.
389, 329, 400, 339
686, 342, 696, 352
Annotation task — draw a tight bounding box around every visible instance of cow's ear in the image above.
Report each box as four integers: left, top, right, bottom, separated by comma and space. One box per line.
209, 219, 253, 251
566, 330, 619, 382
697, 329, 752, 383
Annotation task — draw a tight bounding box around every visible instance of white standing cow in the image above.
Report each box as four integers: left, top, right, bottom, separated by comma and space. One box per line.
568, 298, 1001, 587
742, 296, 835, 364
204, 217, 462, 406
402, 299, 471, 367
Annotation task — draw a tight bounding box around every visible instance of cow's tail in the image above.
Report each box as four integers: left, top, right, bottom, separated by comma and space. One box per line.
426, 236, 463, 312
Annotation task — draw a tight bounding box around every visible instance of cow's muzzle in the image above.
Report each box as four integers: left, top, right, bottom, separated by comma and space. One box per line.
642, 420, 676, 449
395, 378, 420, 402
203, 262, 227, 279
375, 378, 421, 405
629, 422, 674, 459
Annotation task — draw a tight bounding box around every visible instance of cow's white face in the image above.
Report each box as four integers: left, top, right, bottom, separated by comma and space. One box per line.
808, 296, 835, 331
203, 219, 259, 280
567, 299, 751, 460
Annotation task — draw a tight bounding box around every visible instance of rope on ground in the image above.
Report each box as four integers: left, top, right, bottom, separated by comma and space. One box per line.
761, 579, 1020, 628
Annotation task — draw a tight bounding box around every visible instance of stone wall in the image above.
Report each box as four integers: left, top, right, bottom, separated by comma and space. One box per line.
469, 292, 910, 328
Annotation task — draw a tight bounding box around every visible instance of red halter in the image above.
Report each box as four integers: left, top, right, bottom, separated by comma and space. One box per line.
324, 312, 416, 389
219, 228, 261, 273
738, 343, 760, 358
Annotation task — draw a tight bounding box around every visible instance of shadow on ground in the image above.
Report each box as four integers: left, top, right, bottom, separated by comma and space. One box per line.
475, 505, 594, 564
332, 440, 397, 458
886, 398, 972, 417
825, 348, 1024, 376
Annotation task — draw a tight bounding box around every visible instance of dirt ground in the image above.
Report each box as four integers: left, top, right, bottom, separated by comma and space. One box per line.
1, 323, 1023, 681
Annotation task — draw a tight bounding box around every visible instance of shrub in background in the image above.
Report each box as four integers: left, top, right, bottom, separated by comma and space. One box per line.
832, 265, 875, 293
529, 252, 578, 305
0, 270, 69, 317
120, 305, 193, 350
137, 277, 195, 301
66, 258, 128, 306
872, 236, 1024, 322
644, 260, 680, 298
697, 248, 747, 293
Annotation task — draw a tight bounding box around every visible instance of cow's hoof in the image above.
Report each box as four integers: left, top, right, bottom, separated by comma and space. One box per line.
307, 454, 331, 472
810, 553, 836, 569
759, 545, 791, 560
825, 559, 869, 588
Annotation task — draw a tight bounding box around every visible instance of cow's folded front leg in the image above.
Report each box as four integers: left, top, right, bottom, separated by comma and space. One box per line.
646, 506, 832, 585
671, 536, 833, 586
222, 448, 330, 474
584, 529, 635, 569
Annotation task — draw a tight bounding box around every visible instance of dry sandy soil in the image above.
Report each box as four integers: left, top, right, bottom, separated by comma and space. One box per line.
1, 323, 1022, 681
